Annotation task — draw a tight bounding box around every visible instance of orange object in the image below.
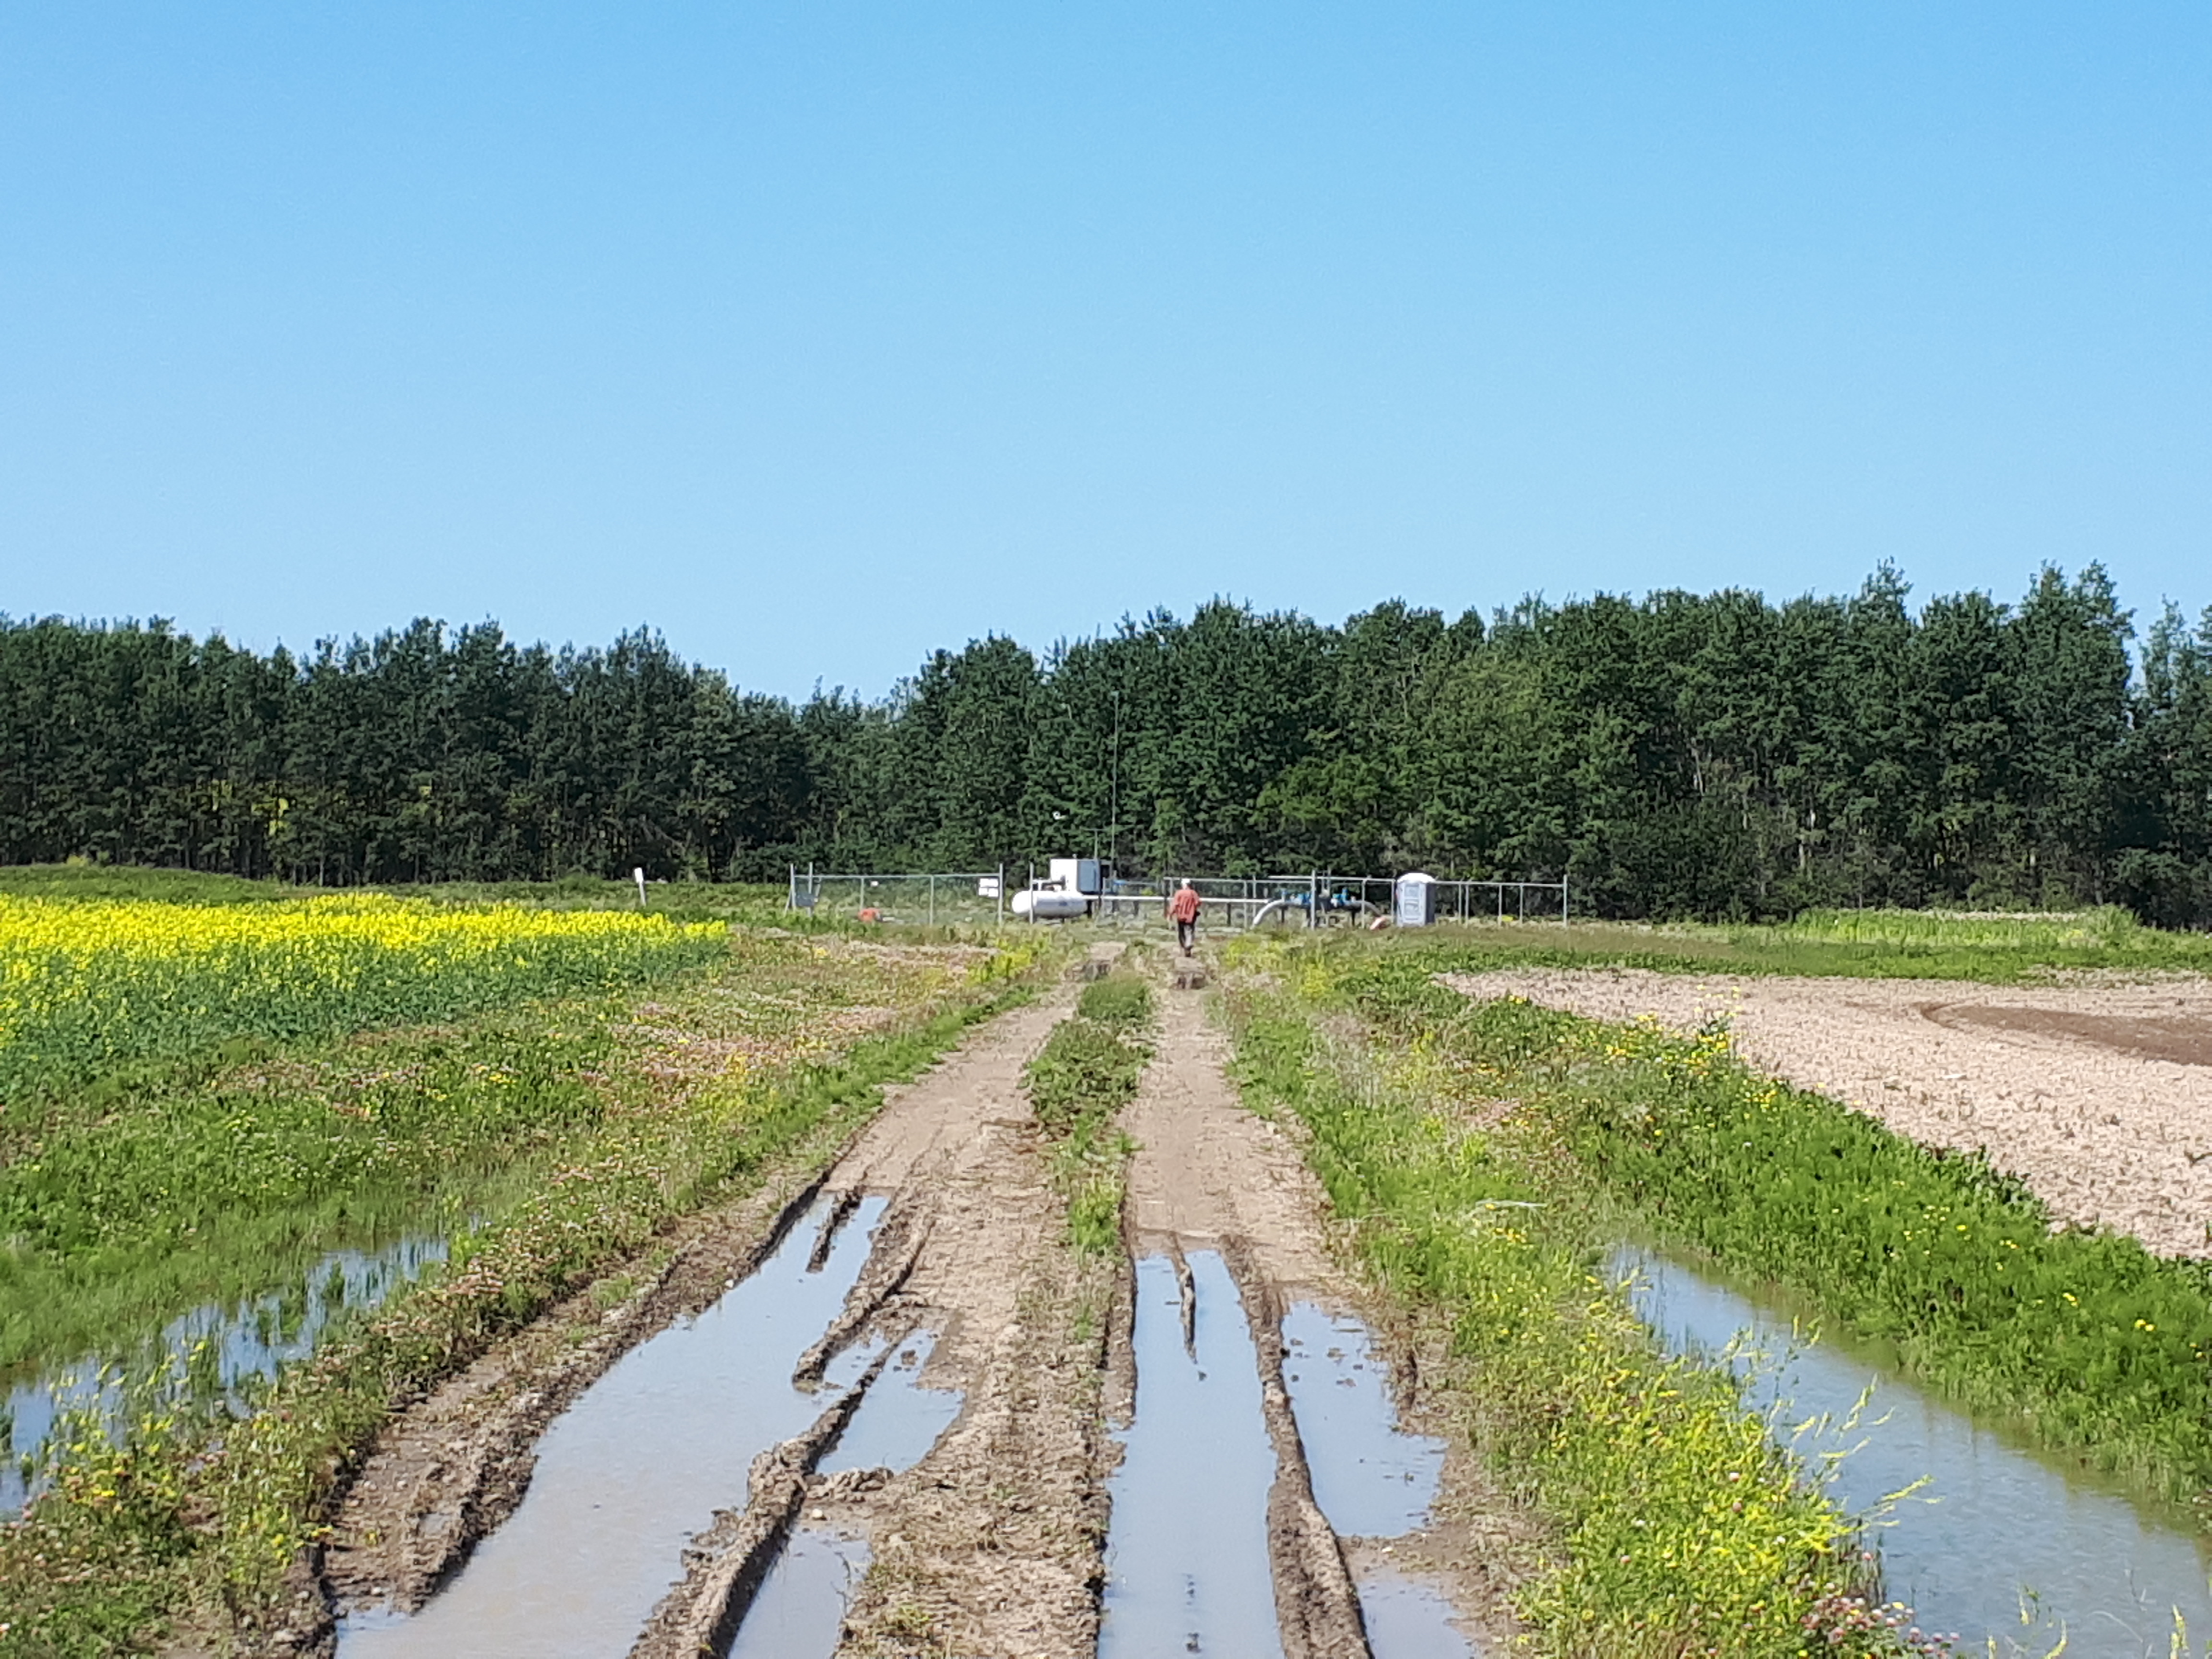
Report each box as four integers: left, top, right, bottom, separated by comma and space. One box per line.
1167, 887, 1201, 924
858, 907, 882, 923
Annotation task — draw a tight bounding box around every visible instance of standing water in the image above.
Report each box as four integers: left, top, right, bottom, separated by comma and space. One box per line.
1281, 1304, 1472, 1659
3, 1231, 450, 1516
340, 1197, 889, 1659
1619, 1246, 2212, 1658
1101, 1251, 1286, 1659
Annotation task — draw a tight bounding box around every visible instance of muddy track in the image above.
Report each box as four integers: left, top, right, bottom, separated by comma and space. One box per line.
1109, 970, 1516, 1658
322, 1165, 837, 1622
318, 972, 1085, 1647
310, 942, 1514, 1659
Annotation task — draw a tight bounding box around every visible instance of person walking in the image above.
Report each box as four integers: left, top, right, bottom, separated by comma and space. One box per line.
1167, 878, 1202, 956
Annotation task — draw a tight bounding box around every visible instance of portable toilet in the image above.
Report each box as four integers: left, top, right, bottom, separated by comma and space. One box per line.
1394, 871, 1437, 927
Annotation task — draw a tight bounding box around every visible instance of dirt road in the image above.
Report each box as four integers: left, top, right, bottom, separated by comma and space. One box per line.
316, 947, 1503, 1659
1443, 966, 2212, 1258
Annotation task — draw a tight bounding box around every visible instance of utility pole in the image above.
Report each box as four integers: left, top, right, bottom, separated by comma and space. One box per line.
1109, 688, 1121, 870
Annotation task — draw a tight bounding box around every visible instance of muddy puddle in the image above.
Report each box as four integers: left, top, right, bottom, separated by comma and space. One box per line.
340, 1195, 957, 1659
2, 1231, 449, 1516
1102, 1251, 1286, 1659
1283, 1303, 1473, 1659
722, 1528, 870, 1659
1619, 1245, 2212, 1658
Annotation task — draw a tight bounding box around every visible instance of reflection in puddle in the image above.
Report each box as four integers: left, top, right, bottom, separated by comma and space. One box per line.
1283, 1305, 1469, 1658
819, 1329, 962, 1475
724, 1528, 870, 1659
1620, 1246, 2212, 1658
1102, 1251, 1286, 1659
1357, 1569, 1475, 1659
339, 1197, 888, 1659
1281, 1304, 1443, 1539
3, 1232, 450, 1516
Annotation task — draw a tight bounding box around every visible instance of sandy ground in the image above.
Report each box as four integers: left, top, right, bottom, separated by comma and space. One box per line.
1441, 967, 2212, 1259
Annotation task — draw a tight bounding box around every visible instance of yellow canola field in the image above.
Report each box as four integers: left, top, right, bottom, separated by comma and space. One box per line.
0, 893, 724, 1089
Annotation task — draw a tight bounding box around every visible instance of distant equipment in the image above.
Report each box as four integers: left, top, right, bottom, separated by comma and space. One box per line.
1394, 872, 1437, 927
976, 875, 1002, 899
1013, 889, 1092, 920
1011, 855, 1110, 920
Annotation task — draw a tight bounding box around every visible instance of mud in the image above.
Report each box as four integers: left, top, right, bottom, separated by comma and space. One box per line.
1102, 1250, 1286, 1659
338, 1196, 891, 1658
826, 962, 1118, 1659
1442, 967, 2212, 1258
1108, 980, 1516, 1657
628, 1353, 885, 1659
312, 939, 1525, 1659
324, 1170, 836, 1624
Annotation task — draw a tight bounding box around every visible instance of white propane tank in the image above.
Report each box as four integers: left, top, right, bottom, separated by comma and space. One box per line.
1012, 889, 1091, 920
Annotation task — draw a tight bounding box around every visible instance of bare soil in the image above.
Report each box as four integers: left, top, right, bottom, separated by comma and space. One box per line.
1442, 966, 2212, 1258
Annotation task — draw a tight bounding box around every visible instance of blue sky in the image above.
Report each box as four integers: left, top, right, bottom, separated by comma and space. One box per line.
3, 4, 2205, 699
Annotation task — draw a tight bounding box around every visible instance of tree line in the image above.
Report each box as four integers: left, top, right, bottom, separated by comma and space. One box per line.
5, 562, 2212, 925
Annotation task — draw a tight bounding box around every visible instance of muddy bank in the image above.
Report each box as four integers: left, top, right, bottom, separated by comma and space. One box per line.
1442, 967, 2212, 1257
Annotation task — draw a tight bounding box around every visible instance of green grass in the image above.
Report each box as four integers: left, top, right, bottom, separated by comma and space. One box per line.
1220, 951, 1936, 1658
1026, 970, 1154, 1255
1328, 949, 2212, 1512
0, 934, 1052, 1657
0, 926, 976, 1381
1377, 903, 2212, 986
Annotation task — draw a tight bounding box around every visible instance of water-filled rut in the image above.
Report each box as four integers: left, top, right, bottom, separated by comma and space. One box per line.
339, 1195, 934, 1658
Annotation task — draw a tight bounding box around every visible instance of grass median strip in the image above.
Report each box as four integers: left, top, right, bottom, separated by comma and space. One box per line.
1026, 970, 1154, 1255
1223, 938, 1945, 1659
1388, 904, 2212, 986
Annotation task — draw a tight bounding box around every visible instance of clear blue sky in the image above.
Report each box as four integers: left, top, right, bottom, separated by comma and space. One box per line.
3, 4, 2206, 699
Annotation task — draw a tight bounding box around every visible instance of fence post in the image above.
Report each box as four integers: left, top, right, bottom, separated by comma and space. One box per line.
788, 864, 795, 913
998, 865, 1006, 929
928, 873, 936, 927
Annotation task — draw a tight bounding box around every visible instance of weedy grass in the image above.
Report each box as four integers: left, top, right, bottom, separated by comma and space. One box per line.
1331, 950, 2212, 1509
1026, 969, 1154, 1256
1221, 948, 1939, 1658
0, 930, 1056, 1657
0, 929, 992, 1376
1388, 904, 2212, 986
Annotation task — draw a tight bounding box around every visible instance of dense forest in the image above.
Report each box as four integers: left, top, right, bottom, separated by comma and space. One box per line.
6, 562, 2212, 925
